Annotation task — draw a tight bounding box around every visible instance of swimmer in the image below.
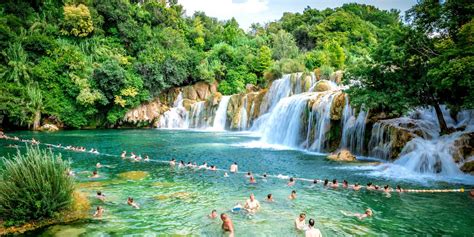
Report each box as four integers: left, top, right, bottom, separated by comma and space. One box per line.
90, 170, 100, 178
210, 165, 217, 171
170, 158, 176, 166
244, 193, 260, 213
209, 209, 218, 219
96, 162, 102, 168
96, 191, 106, 201
224, 172, 229, 177
343, 180, 348, 188
144, 155, 150, 161
383, 185, 393, 193
249, 175, 257, 184
323, 179, 329, 187
263, 173, 268, 178
198, 162, 208, 169
245, 172, 252, 178
130, 152, 136, 159
178, 160, 185, 168
221, 213, 234, 237
289, 190, 297, 200
396, 185, 403, 193
136, 155, 142, 161
342, 208, 373, 220
93, 206, 104, 218
288, 177, 296, 186
366, 182, 375, 190
127, 197, 140, 209
121, 151, 127, 158
295, 213, 306, 230
331, 179, 339, 188
266, 194, 275, 202
470, 189, 474, 198
186, 162, 193, 167
230, 162, 238, 173
305, 218, 322, 237
352, 183, 361, 191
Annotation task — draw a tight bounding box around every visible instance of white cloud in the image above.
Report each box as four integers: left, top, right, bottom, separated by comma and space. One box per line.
179, 0, 269, 27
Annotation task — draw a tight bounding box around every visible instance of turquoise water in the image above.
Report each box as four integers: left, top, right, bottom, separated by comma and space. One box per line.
1, 129, 473, 236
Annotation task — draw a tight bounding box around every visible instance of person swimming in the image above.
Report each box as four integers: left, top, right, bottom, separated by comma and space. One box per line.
384, 185, 393, 193
352, 183, 361, 191
96, 163, 102, 168
323, 179, 329, 187
130, 152, 136, 159
249, 175, 257, 184
144, 155, 150, 161
343, 180, 348, 188
96, 191, 106, 201
170, 158, 176, 166
245, 172, 252, 177
224, 172, 229, 177
121, 151, 127, 158
93, 206, 104, 218
266, 193, 275, 202
127, 197, 140, 209
209, 209, 218, 219
198, 162, 208, 169
331, 179, 339, 188
342, 208, 373, 220
178, 160, 185, 168
230, 162, 238, 173
295, 213, 306, 230
90, 170, 100, 178
221, 213, 235, 237
288, 177, 296, 186
289, 190, 297, 200
396, 185, 403, 193
244, 193, 260, 213
366, 182, 375, 190
305, 218, 322, 237
210, 165, 217, 171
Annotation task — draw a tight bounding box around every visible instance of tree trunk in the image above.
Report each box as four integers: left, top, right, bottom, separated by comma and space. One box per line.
433, 103, 448, 135
33, 110, 41, 131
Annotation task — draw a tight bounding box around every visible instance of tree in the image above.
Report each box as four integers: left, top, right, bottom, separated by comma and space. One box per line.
271, 30, 299, 60
61, 4, 94, 37
255, 45, 272, 77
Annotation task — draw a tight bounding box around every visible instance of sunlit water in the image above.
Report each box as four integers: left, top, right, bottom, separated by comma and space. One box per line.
1, 129, 473, 236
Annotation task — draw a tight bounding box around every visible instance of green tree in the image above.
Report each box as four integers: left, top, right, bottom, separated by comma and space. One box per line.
271, 30, 299, 60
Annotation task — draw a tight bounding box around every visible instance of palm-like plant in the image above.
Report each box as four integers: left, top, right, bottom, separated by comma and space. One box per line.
26, 83, 44, 130
1, 42, 32, 85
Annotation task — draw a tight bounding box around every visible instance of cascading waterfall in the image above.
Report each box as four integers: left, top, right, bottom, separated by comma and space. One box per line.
189, 101, 206, 128
368, 122, 392, 160
239, 95, 249, 130
308, 92, 340, 152
211, 96, 231, 130
159, 92, 189, 129
340, 97, 368, 155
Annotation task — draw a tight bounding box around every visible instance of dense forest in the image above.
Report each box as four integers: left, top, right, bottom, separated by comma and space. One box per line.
0, 0, 472, 131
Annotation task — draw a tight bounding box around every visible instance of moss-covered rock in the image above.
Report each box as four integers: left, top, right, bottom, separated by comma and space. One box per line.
314, 80, 331, 92
327, 149, 356, 162
330, 93, 346, 120
460, 161, 474, 174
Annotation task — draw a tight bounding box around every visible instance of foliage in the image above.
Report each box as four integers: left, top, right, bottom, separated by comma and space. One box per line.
61, 4, 94, 37
0, 146, 75, 223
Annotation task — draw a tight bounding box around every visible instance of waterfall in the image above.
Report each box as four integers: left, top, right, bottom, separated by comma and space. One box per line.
211, 96, 231, 130
308, 92, 340, 152
368, 122, 392, 160
239, 95, 249, 130
340, 97, 367, 155
189, 101, 206, 128
158, 92, 189, 129
259, 75, 292, 115
260, 93, 315, 147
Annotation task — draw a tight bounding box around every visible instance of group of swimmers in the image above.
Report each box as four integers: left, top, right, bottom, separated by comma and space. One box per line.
120, 151, 150, 162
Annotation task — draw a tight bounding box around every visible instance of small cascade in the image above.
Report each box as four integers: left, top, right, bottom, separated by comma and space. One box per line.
158, 92, 189, 129
239, 95, 249, 130
260, 93, 315, 147
308, 92, 340, 152
340, 97, 367, 155
211, 96, 231, 130
393, 131, 470, 175
189, 101, 207, 128
259, 75, 292, 115
368, 122, 392, 160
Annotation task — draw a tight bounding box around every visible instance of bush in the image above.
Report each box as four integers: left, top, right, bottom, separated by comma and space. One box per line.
0, 146, 75, 223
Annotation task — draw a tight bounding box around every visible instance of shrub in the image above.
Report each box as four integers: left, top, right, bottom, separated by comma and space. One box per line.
0, 146, 74, 223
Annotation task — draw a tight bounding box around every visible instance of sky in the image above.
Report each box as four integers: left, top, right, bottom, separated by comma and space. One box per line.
178, 0, 418, 30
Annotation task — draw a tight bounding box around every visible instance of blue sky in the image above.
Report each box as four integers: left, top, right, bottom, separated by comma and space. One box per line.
179, 0, 417, 30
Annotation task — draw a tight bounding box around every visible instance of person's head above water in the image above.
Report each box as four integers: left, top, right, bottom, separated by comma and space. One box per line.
367, 182, 372, 187
247, 172, 251, 176
299, 213, 306, 220
289, 177, 294, 182
332, 179, 337, 184
292, 190, 296, 194
308, 218, 315, 227
97, 191, 102, 195
313, 179, 318, 184
267, 194, 272, 199
93, 170, 97, 175
384, 185, 389, 190
250, 193, 255, 201
366, 208, 373, 216
220, 213, 227, 220
234, 162, 237, 165
324, 179, 328, 186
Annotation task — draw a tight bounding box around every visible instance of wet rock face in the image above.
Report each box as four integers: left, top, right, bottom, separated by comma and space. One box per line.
330, 93, 345, 121
460, 161, 474, 174
314, 81, 331, 92
39, 124, 59, 132
123, 98, 163, 125
452, 132, 474, 163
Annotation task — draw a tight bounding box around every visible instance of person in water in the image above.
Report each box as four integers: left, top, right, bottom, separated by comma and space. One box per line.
289, 190, 297, 200
130, 152, 136, 159
209, 209, 218, 219
470, 189, 474, 198
96, 162, 102, 168
266, 193, 275, 202
245, 172, 252, 177
90, 170, 100, 178
366, 182, 375, 190
230, 162, 238, 173
144, 155, 150, 161
96, 191, 106, 201
224, 172, 229, 177
127, 197, 140, 209
342, 180, 348, 188
210, 165, 217, 171
305, 218, 322, 237
342, 208, 373, 220
396, 185, 403, 193
121, 151, 127, 159
295, 213, 306, 230
288, 177, 296, 186
244, 193, 261, 213
178, 160, 185, 168
331, 179, 339, 188
249, 175, 257, 184
221, 213, 234, 237
93, 206, 104, 218
352, 183, 361, 191
323, 179, 329, 187
383, 185, 393, 193
198, 162, 208, 169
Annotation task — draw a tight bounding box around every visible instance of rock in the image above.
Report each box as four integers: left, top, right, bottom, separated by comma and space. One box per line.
330, 70, 343, 84
314, 80, 331, 92
460, 161, 474, 174
210, 81, 218, 94
117, 171, 149, 180
182, 99, 196, 111
452, 132, 474, 163
194, 81, 211, 100
209, 92, 222, 106
183, 86, 198, 101
303, 75, 313, 92
39, 124, 59, 132
123, 98, 163, 124
330, 93, 346, 120
327, 149, 356, 162
227, 94, 244, 129
246, 84, 258, 93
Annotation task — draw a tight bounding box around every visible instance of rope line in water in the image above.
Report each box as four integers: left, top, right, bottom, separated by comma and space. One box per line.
0, 133, 470, 195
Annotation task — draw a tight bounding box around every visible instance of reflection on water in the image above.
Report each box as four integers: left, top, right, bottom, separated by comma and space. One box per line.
1, 129, 473, 236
